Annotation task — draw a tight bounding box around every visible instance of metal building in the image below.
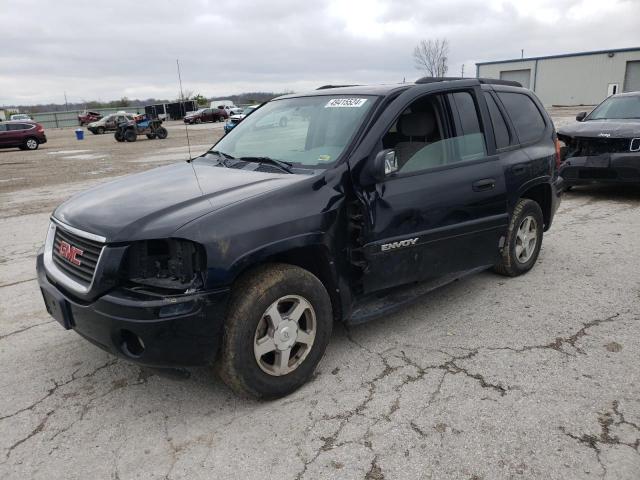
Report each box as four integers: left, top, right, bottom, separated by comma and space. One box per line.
476, 47, 640, 106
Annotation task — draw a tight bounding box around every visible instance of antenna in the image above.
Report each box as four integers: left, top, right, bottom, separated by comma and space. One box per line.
176, 59, 192, 160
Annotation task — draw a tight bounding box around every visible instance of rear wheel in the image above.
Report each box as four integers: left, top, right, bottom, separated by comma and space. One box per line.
24, 137, 39, 150
155, 127, 168, 139
124, 129, 137, 142
494, 198, 544, 277
218, 264, 332, 398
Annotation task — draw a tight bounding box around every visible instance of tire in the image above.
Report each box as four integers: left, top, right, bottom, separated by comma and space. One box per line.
218, 264, 333, 398
155, 127, 168, 139
146, 134, 156, 139
494, 198, 544, 277
124, 129, 137, 142
195, 118, 201, 124
23, 137, 39, 150
114, 131, 125, 142
96, 126, 105, 135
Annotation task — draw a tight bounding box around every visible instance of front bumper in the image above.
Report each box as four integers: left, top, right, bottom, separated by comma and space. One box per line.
560, 153, 640, 185
36, 251, 230, 367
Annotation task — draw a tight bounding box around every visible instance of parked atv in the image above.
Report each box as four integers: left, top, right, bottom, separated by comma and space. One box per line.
114, 114, 168, 142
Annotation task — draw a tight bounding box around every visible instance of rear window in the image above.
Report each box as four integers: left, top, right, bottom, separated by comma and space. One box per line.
497, 92, 546, 144
484, 92, 510, 149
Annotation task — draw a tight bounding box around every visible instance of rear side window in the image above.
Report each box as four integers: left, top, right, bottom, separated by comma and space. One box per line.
0, 124, 6, 132
497, 92, 545, 144
484, 92, 510, 149
8, 123, 30, 131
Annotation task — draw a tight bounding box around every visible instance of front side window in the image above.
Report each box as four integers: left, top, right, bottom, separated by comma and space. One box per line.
497, 92, 545, 144
382, 91, 487, 174
587, 95, 640, 120
213, 95, 376, 169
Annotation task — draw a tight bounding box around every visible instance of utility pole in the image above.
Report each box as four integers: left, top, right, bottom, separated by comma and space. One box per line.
521, 49, 524, 59
64, 91, 69, 112
461, 64, 465, 78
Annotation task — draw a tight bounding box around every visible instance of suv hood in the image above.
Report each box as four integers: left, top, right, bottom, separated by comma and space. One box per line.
558, 119, 640, 139
54, 161, 304, 242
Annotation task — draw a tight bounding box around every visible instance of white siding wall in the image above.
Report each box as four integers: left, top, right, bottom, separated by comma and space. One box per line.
477, 50, 640, 106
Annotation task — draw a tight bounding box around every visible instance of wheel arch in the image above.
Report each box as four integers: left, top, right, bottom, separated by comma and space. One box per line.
519, 181, 552, 230
228, 242, 344, 323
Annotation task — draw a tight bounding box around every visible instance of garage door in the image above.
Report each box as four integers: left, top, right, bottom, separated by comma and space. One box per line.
623, 61, 640, 93
500, 69, 531, 89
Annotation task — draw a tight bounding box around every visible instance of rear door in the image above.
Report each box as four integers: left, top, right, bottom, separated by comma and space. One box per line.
6, 123, 27, 146
359, 85, 508, 293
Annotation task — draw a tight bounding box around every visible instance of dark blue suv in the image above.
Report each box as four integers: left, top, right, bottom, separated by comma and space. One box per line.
37, 78, 562, 398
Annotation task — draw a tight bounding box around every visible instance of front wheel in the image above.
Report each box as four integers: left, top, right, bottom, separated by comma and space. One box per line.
218, 264, 332, 398
494, 198, 544, 277
114, 131, 124, 142
155, 127, 168, 139
96, 126, 105, 135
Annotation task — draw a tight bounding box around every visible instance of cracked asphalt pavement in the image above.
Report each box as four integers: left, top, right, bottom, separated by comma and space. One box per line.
1, 122, 639, 479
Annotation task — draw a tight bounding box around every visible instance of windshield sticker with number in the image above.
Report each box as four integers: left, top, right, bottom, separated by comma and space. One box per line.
325, 98, 368, 108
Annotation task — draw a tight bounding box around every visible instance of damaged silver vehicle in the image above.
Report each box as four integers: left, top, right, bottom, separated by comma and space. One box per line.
558, 92, 640, 188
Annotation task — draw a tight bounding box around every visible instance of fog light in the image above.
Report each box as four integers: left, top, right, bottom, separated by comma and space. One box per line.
159, 301, 195, 318
120, 329, 145, 358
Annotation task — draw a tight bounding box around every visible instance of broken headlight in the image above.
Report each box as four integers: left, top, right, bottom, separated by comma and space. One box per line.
124, 238, 206, 293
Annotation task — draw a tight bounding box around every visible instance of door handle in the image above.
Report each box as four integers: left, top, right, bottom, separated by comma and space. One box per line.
472, 178, 496, 192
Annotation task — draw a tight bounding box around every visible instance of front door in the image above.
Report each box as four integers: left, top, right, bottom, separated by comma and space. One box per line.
0, 124, 8, 146
358, 87, 508, 293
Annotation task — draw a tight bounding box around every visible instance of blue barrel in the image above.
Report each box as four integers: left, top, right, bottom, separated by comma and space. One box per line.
75, 128, 84, 140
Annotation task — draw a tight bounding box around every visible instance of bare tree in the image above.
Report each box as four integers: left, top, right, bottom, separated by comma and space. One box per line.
413, 38, 450, 77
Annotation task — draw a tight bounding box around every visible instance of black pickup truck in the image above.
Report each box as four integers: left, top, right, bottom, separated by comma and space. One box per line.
37, 78, 563, 398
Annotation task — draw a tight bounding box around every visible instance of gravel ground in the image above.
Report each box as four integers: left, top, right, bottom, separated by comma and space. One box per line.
1, 109, 639, 480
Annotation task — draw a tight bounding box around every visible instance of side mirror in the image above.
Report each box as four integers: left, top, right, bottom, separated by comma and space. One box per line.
366, 149, 398, 183
575, 111, 587, 122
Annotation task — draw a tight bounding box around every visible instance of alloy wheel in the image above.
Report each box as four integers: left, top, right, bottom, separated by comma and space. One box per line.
515, 215, 538, 263
253, 295, 316, 376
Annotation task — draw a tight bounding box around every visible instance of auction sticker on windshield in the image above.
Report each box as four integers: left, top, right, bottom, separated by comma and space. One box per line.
325, 98, 368, 108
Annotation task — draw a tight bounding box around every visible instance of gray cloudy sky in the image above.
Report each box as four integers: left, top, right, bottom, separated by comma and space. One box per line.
1, 0, 639, 105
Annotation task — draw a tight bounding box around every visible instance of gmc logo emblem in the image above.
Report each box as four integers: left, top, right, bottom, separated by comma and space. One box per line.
58, 241, 83, 266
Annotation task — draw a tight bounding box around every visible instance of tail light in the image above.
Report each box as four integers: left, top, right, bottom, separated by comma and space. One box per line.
36, 124, 44, 132
554, 137, 562, 169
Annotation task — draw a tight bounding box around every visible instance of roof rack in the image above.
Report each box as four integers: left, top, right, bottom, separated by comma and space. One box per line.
415, 77, 522, 88
316, 84, 361, 90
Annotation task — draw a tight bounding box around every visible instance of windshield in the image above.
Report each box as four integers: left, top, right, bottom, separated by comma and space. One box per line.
212, 95, 376, 169
588, 95, 640, 120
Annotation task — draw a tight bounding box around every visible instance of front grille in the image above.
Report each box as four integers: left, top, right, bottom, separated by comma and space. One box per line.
578, 168, 617, 179
572, 137, 631, 156
52, 226, 104, 286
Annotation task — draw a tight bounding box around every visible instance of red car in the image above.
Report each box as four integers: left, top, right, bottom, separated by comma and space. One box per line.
0, 121, 47, 150
78, 111, 103, 126
183, 107, 228, 124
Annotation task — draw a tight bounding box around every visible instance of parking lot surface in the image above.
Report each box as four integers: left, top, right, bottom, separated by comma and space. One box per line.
1, 114, 639, 479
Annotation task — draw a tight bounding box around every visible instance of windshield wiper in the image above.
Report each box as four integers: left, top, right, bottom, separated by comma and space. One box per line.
239, 156, 294, 173
201, 150, 235, 167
